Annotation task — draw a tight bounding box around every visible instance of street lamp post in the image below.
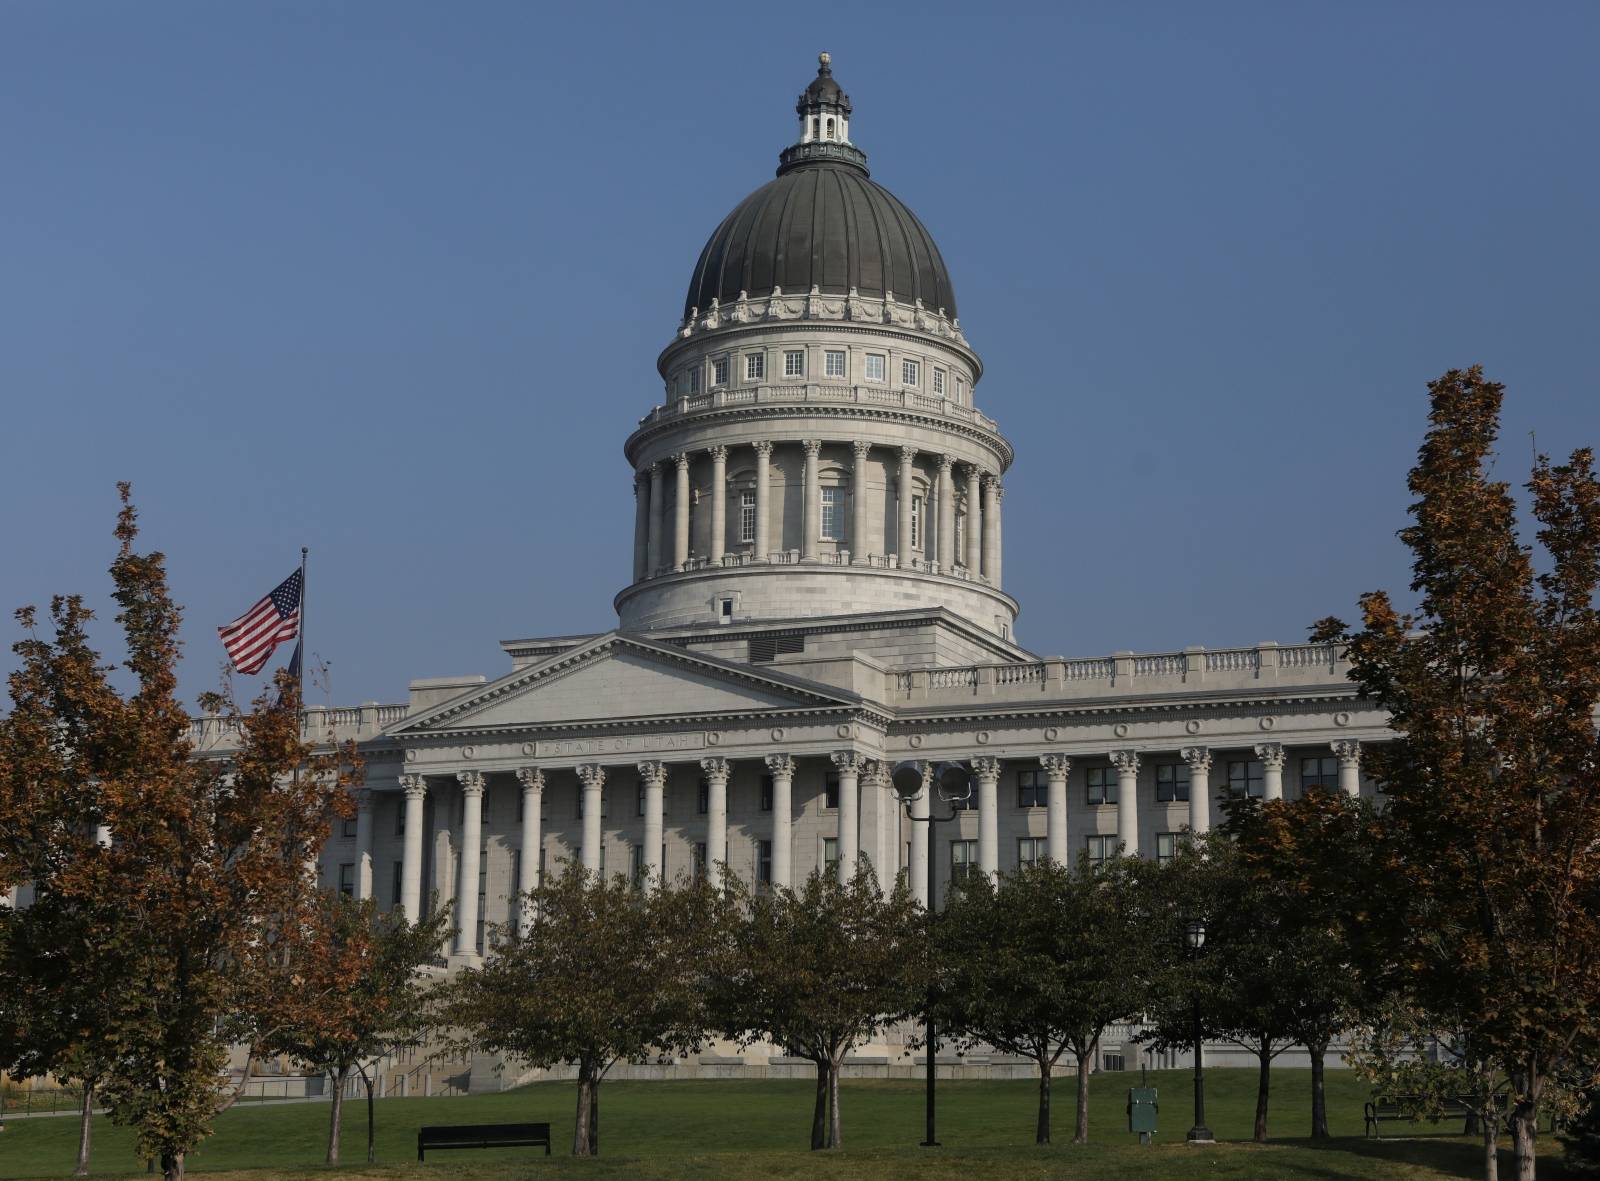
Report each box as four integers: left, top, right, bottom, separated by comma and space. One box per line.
1185, 919, 1214, 1143
890, 760, 972, 1150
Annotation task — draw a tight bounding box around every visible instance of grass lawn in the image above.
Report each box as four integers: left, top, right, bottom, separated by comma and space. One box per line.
0, 1069, 1576, 1180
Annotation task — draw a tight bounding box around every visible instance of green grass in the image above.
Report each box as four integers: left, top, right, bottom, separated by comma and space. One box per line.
0, 1070, 1575, 1180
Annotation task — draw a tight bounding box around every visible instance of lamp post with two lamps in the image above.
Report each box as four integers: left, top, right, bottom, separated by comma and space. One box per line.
888, 759, 973, 1149
1184, 919, 1214, 1144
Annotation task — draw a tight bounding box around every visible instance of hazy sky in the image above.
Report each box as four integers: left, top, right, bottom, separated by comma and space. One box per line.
4, 1, 1597, 707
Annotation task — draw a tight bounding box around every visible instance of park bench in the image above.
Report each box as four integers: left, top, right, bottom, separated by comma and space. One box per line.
1364, 1096, 1474, 1137
417, 1122, 552, 1160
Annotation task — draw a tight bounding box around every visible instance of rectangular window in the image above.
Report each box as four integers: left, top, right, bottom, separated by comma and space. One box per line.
1085, 834, 1116, 868
910, 494, 923, 549
1018, 837, 1047, 868
824, 350, 846, 378
760, 775, 774, 812
955, 376, 967, 404
340, 815, 357, 840
338, 863, 355, 897
824, 772, 839, 810
1155, 833, 1179, 865
1155, 763, 1191, 803
784, 350, 804, 377
693, 842, 708, 879
1301, 755, 1339, 795
637, 780, 647, 817
391, 861, 403, 908
820, 487, 840, 540
1227, 760, 1265, 799
902, 359, 920, 386
697, 778, 709, 815
951, 838, 979, 881
757, 839, 773, 885
689, 366, 702, 394
740, 491, 756, 543
396, 803, 406, 837
865, 354, 886, 382
712, 356, 729, 386
745, 353, 765, 381
630, 844, 645, 888
822, 837, 839, 877
1087, 766, 1119, 806
933, 368, 946, 396
1017, 769, 1048, 809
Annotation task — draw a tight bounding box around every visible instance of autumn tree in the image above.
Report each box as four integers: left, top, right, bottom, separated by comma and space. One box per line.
260, 890, 449, 1165
715, 867, 922, 1151
0, 487, 359, 1181
933, 856, 1153, 1144
443, 863, 726, 1156
1315, 367, 1600, 1181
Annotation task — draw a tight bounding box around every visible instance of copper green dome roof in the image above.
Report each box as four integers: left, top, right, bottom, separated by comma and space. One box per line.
682, 57, 958, 322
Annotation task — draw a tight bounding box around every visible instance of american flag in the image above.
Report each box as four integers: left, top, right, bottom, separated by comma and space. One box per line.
217, 569, 303, 675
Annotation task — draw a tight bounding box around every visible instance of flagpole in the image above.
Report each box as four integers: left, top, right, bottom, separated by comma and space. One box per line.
298, 546, 308, 712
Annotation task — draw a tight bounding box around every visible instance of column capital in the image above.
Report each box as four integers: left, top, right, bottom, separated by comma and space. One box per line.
983, 473, 1002, 493
673, 452, 690, 471
1181, 746, 1213, 773
700, 756, 732, 782
1254, 742, 1286, 769
851, 440, 871, 460
972, 755, 1002, 781
861, 759, 890, 789
516, 766, 545, 793
637, 759, 669, 788
456, 770, 486, 797
898, 445, 917, 465
1110, 748, 1141, 773
938, 453, 956, 474
764, 753, 796, 778
753, 439, 774, 458
963, 462, 985, 482
830, 749, 864, 774
707, 444, 728, 463
400, 773, 428, 800
1039, 753, 1071, 777
577, 763, 607, 789
1332, 739, 1362, 765
802, 438, 823, 458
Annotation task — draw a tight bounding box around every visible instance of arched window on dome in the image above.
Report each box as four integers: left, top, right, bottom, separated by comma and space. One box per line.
808, 116, 817, 142
825, 117, 834, 141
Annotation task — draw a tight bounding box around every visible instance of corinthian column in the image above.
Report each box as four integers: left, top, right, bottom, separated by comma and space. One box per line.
632, 470, 649, 583
515, 767, 543, 932
1041, 754, 1070, 864
992, 482, 1004, 589
354, 790, 374, 900
965, 464, 983, 574
897, 446, 916, 567
937, 455, 955, 572
673, 453, 691, 570
1333, 741, 1362, 796
1183, 747, 1213, 835
765, 754, 795, 888
708, 445, 727, 564
982, 476, 1000, 585
399, 774, 427, 923
701, 757, 730, 887
802, 440, 822, 561
851, 441, 871, 563
753, 441, 773, 559
578, 764, 606, 873
973, 756, 1001, 879
1256, 743, 1286, 801
453, 770, 485, 958
831, 750, 862, 883
1112, 749, 1140, 856
638, 760, 667, 891
647, 462, 665, 575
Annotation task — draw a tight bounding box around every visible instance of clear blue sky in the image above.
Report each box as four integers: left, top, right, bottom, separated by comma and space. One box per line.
4, 1, 1597, 707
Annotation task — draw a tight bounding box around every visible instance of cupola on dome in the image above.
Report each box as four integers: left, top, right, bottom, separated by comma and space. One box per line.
682, 53, 958, 321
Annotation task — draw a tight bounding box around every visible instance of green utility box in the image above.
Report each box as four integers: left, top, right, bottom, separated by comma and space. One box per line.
1127, 1086, 1159, 1140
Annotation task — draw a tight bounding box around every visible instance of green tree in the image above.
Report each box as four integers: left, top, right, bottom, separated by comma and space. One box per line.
444, 863, 724, 1156
934, 857, 1152, 1144
1315, 366, 1600, 1181
260, 891, 449, 1165
716, 867, 922, 1151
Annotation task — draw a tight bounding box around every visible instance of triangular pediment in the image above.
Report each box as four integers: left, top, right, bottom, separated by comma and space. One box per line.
386, 633, 858, 736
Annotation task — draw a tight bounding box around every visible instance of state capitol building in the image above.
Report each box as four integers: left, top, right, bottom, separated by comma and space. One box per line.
197, 56, 1386, 999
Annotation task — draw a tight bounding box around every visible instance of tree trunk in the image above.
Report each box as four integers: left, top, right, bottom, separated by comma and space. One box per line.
161, 1152, 183, 1181
589, 1078, 599, 1156
326, 1067, 346, 1165
1510, 1103, 1536, 1181
572, 1059, 594, 1157
1481, 1100, 1499, 1181
1073, 1047, 1091, 1144
362, 1068, 376, 1164
827, 1055, 843, 1150
810, 1059, 830, 1150
74, 1082, 94, 1178
1036, 1058, 1052, 1144
1254, 1045, 1271, 1142
1308, 1042, 1329, 1140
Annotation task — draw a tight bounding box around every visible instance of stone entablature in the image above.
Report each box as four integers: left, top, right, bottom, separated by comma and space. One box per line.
671, 289, 969, 352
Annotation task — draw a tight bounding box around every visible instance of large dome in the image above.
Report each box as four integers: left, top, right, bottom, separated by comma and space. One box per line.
682, 57, 957, 321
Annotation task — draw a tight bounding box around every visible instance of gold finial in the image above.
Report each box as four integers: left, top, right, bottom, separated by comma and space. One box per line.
819, 51, 831, 69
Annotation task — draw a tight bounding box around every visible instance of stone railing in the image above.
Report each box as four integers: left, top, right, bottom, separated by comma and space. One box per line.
648, 550, 991, 587
889, 642, 1349, 703
187, 702, 410, 751
673, 288, 970, 348
636, 382, 1002, 436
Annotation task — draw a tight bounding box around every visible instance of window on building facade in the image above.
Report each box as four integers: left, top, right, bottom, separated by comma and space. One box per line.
689, 366, 702, 394
760, 775, 773, 812
865, 354, 885, 382
820, 487, 840, 540
1085, 834, 1117, 868
712, 356, 729, 386
824, 350, 846, 378
824, 772, 839, 809
822, 837, 839, 877
951, 839, 979, 881
1018, 837, 1047, 868
745, 353, 765, 381
630, 844, 645, 889
784, 350, 804, 377
697, 778, 709, 814
476, 842, 487, 948
338, 863, 355, 897
1155, 763, 1191, 803
1227, 760, 1265, 799
910, 494, 923, 549
955, 376, 967, 404
902, 359, 920, 386
340, 815, 357, 840
391, 861, 403, 908
396, 803, 405, 837
1155, 833, 1179, 865
757, 840, 773, 885
1017, 769, 1047, 808
637, 780, 646, 817
1087, 766, 1119, 806
740, 491, 756, 543
1301, 755, 1339, 795
933, 368, 946, 396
